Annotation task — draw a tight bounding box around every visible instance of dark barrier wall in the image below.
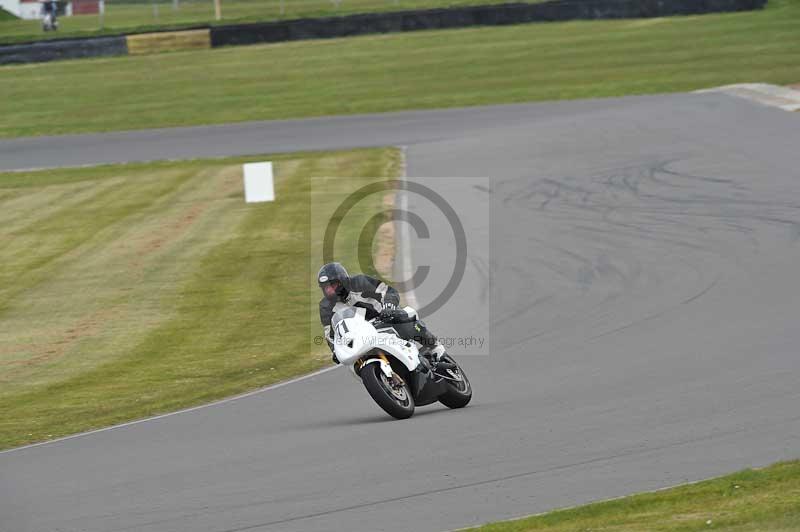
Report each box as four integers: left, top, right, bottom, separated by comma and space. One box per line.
210, 0, 767, 47
0, 0, 768, 65
0, 35, 127, 65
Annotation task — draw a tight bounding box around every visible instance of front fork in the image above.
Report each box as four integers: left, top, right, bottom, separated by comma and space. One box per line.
357, 352, 403, 385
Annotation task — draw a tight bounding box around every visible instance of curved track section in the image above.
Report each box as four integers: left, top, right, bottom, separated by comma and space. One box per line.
1, 93, 799, 532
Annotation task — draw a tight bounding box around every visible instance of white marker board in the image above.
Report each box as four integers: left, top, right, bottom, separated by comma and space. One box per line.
243, 162, 275, 203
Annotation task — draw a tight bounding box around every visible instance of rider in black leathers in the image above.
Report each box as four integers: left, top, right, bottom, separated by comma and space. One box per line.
318, 262, 445, 364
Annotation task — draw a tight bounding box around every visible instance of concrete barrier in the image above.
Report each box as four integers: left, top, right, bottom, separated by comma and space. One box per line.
0, 35, 127, 65
210, 0, 768, 47
126, 29, 210, 56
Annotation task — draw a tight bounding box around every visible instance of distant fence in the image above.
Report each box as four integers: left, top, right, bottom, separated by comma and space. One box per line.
0, 0, 769, 65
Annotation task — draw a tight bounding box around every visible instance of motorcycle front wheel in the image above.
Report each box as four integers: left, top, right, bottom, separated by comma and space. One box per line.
361, 363, 415, 419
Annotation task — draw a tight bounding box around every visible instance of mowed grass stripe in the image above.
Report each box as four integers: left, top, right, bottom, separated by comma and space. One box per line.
1, 0, 798, 138
0, 166, 244, 393
0, 168, 198, 316
0, 148, 400, 449
0, 165, 241, 392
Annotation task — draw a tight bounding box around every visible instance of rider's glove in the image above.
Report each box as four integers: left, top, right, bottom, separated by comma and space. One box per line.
380, 302, 396, 320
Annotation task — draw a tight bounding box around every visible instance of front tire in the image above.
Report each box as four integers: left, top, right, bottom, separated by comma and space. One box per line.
437, 355, 472, 409
361, 362, 415, 419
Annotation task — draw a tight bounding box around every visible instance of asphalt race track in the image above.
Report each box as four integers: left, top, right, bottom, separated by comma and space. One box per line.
1, 93, 799, 532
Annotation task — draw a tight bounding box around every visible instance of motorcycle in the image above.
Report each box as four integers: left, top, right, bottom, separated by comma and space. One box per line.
331, 306, 472, 419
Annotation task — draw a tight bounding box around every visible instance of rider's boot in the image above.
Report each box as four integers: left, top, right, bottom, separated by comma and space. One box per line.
429, 344, 445, 364
426, 343, 459, 371
411, 320, 455, 369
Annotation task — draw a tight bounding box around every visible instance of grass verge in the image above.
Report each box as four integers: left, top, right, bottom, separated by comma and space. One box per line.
0, 147, 400, 450
1, 0, 797, 138
0, 0, 546, 45
468, 460, 800, 531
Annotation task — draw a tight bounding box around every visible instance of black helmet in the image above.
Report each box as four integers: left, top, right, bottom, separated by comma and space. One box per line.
318, 262, 350, 301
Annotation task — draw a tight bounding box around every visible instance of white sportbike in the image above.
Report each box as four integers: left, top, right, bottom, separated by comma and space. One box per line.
331, 306, 472, 419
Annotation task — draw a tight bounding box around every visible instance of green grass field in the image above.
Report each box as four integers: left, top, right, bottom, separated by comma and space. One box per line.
0, 0, 545, 44
0, 8, 16, 22
0, 147, 399, 450
1, 0, 798, 138
469, 460, 800, 532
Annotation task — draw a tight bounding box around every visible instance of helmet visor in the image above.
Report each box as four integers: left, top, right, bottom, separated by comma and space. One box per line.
321, 280, 341, 299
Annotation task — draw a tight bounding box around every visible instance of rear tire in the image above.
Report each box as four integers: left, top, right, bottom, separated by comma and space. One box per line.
437, 356, 472, 409
361, 362, 415, 419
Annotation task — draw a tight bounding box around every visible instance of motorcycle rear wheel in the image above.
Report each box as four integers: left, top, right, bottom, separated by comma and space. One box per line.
437, 355, 472, 409
361, 363, 415, 419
